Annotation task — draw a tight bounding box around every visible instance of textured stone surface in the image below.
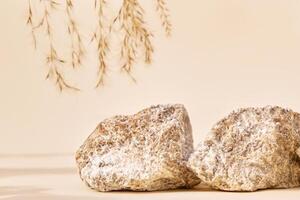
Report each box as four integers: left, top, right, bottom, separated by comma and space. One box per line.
189, 106, 300, 191
76, 104, 200, 191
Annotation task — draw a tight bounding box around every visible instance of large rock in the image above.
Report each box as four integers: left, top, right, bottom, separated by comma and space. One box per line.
189, 106, 300, 191
76, 104, 200, 191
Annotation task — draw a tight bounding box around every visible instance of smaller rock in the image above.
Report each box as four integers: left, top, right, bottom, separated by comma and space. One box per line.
76, 104, 200, 191
189, 106, 300, 191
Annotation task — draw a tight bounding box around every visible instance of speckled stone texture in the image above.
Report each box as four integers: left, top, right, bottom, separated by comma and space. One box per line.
76, 104, 200, 191
189, 106, 300, 191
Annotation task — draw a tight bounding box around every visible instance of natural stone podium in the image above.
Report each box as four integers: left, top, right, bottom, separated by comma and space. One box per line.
189, 106, 300, 191
76, 104, 200, 191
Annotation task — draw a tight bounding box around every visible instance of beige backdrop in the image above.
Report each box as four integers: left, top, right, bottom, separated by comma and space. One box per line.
1, 0, 300, 154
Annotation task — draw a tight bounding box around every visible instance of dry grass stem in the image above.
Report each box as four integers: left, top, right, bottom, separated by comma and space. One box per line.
26, 0, 37, 49
27, 0, 78, 91
156, 0, 172, 36
27, 0, 172, 90
93, 0, 109, 87
66, 0, 84, 68
114, 0, 154, 80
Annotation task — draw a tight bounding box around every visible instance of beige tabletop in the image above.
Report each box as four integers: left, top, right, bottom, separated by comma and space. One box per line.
0, 154, 299, 200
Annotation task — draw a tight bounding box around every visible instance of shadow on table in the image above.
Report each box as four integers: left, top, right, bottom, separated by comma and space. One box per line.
0, 186, 105, 200
0, 167, 76, 178
0, 153, 73, 158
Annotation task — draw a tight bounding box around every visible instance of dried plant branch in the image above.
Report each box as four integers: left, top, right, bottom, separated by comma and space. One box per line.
27, 0, 172, 90
93, 0, 109, 87
26, 0, 37, 49
115, 0, 154, 79
27, 0, 78, 91
65, 0, 84, 68
156, 0, 172, 36
45, 44, 79, 91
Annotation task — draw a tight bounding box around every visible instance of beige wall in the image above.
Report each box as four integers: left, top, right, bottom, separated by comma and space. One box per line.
1, 0, 300, 154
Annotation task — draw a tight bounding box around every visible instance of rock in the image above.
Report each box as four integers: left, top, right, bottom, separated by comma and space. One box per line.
189, 106, 300, 191
75, 104, 200, 191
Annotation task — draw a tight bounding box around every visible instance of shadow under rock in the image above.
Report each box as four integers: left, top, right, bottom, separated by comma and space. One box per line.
107, 184, 300, 194
190, 184, 300, 193
100, 184, 215, 194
